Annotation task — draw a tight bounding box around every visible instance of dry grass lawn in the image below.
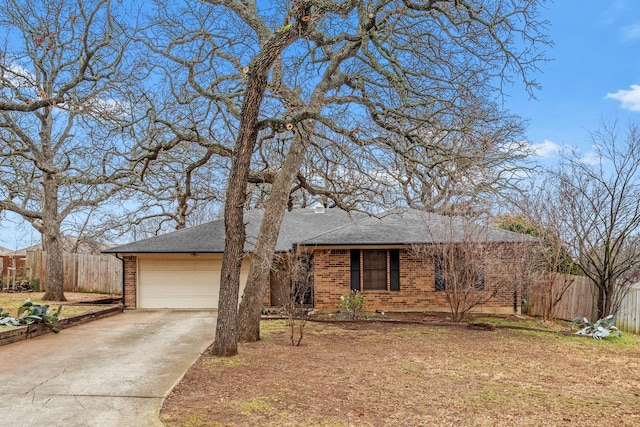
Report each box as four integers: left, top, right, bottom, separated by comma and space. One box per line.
0, 291, 120, 318
162, 319, 640, 427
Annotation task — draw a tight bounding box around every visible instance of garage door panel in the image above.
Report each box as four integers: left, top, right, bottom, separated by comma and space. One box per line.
137, 258, 248, 309
139, 270, 218, 284
139, 280, 219, 300
139, 294, 217, 309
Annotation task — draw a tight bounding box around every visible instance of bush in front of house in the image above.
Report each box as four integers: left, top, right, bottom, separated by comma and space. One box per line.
339, 290, 367, 319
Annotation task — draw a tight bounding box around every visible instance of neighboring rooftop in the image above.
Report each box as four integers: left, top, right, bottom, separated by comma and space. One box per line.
104, 207, 534, 254
17, 236, 109, 255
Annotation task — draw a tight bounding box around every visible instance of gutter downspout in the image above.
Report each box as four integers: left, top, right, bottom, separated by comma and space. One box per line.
114, 253, 125, 307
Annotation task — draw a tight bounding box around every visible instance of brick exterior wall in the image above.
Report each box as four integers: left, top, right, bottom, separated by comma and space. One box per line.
123, 256, 137, 308
119, 247, 521, 313
312, 246, 521, 314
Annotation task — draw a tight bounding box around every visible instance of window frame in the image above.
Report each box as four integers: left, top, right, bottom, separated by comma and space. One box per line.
350, 249, 401, 292
362, 249, 388, 291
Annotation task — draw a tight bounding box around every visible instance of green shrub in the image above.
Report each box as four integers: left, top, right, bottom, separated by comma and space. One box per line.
339, 291, 366, 319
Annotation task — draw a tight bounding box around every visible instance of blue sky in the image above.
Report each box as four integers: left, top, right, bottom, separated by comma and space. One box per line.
507, 0, 640, 160
2, 1, 640, 250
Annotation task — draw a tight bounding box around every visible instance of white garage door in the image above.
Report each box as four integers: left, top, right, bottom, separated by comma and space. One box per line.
138, 257, 248, 309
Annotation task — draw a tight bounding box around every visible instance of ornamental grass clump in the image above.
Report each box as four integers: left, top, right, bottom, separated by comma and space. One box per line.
0, 298, 62, 333
571, 314, 621, 340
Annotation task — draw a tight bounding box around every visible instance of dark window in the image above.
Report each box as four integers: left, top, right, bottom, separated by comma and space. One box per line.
363, 249, 387, 290
350, 249, 401, 292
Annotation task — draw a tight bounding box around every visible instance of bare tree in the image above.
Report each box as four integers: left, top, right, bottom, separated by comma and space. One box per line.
144, 0, 548, 355
495, 211, 576, 321
413, 217, 526, 322
123, 63, 237, 234
550, 121, 640, 318
390, 113, 532, 216
128, 139, 228, 232
0, 0, 141, 300
270, 249, 314, 346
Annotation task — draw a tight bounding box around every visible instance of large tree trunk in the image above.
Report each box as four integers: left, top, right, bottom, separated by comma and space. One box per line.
235, 17, 364, 341
210, 74, 267, 357
596, 280, 615, 319
237, 125, 310, 342
41, 173, 66, 301
210, 15, 314, 356
596, 287, 605, 319
42, 231, 65, 301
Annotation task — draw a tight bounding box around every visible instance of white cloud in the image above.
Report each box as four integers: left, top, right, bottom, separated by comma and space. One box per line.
621, 23, 640, 41
605, 84, 640, 111
579, 151, 601, 165
1, 62, 35, 90
564, 145, 602, 166
530, 139, 561, 158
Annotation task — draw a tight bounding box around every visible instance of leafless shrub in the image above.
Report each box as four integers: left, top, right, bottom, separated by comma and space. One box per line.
272, 249, 314, 346
413, 216, 527, 322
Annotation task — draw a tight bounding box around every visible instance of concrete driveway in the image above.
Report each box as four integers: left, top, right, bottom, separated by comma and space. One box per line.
0, 310, 216, 426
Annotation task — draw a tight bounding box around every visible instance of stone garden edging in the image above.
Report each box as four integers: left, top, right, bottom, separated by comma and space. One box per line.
0, 305, 123, 347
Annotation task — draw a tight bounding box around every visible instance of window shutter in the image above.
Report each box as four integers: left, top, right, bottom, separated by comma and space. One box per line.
350, 249, 360, 292
390, 249, 400, 291
474, 269, 485, 290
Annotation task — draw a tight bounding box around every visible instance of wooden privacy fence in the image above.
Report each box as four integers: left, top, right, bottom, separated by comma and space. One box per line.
526, 274, 640, 335
26, 251, 122, 294
1, 255, 27, 285
617, 285, 640, 335
525, 273, 595, 321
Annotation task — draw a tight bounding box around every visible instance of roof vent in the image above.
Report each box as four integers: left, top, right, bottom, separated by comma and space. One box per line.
314, 205, 325, 214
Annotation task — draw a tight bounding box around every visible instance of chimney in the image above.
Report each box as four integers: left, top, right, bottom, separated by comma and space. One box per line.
314, 205, 325, 214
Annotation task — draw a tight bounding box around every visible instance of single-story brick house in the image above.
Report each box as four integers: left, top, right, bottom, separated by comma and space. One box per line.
104, 207, 535, 314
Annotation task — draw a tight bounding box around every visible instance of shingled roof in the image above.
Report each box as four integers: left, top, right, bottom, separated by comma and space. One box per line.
104, 208, 366, 254
104, 207, 533, 254
300, 209, 534, 246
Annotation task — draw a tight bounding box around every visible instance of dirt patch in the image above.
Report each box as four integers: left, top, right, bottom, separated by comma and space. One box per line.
161, 319, 640, 426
